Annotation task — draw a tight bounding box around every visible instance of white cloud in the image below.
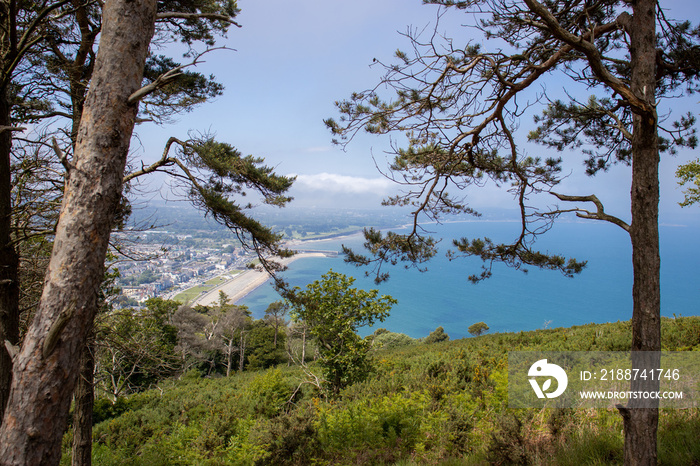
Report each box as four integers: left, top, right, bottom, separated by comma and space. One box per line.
292, 173, 395, 195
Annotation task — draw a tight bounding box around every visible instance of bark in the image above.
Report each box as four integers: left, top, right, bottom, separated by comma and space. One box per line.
0, 0, 157, 463
0, 85, 20, 425
71, 339, 95, 466
238, 332, 246, 372
619, 0, 661, 464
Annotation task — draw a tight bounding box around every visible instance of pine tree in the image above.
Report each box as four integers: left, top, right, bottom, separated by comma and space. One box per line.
326, 1, 699, 464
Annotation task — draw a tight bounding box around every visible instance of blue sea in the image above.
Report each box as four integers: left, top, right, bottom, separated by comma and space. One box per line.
239, 220, 699, 339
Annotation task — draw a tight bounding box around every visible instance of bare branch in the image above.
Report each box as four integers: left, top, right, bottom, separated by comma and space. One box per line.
51, 137, 71, 171
123, 137, 182, 182
549, 192, 631, 232
127, 47, 231, 104
128, 68, 183, 105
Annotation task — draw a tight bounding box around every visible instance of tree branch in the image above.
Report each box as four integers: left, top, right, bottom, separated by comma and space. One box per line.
523, 0, 653, 115
549, 192, 630, 232
156, 12, 241, 28
51, 137, 71, 171
128, 68, 183, 105
0, 126, 26, 134
122, 137, 182, 182
127, 47, 231, 104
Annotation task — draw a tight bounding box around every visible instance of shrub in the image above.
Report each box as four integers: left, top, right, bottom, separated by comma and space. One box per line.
244, 368, 295, 418
468, 321, 489, 337
372, 331, 416, 349
425, 326, 449, 344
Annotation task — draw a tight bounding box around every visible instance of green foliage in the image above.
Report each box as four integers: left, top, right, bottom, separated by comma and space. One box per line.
315, 391, 443, 463
677, 158, 700, 207
245, 320, 287, 370
65, 316, 700, 465
371, 330, 416, 350
425, 326, 450, 344
288, 270, 396, 394
181, 136, 295, 263
140, 55, 224, 124
96, 299, 179, 399
243, 368, 295, 418
342, 227, 438, 283
468, 321, 489, 337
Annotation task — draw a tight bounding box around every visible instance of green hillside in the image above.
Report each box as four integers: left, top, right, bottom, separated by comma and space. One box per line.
63, 317, 700, 465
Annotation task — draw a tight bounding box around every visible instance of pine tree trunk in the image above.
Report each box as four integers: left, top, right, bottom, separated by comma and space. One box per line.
0, 88, 20, 426
72, 339, 95, 466
620, 0, 661, 464
0, 1, 157, 463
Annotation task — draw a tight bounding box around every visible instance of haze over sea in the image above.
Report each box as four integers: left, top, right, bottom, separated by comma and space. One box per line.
240, 220, 699, 340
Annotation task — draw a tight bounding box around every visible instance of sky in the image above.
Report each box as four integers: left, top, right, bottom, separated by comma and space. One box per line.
132, 0, 700, 226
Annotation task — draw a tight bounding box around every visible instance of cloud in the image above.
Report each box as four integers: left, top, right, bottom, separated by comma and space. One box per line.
291, 173, 395, 195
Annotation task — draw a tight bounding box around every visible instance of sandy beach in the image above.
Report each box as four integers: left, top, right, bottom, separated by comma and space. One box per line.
191, 252, 326, 306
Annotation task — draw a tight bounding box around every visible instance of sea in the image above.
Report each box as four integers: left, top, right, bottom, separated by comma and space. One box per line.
239, 220, 699, 339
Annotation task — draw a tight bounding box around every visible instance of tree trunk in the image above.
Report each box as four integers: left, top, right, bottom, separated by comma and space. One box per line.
301, 326, 306, 365
0, 0, 157, 463
620, 0, 661, 464
0, 87, 20, 426
72, 339, 95, 466
238, 332, 246, 372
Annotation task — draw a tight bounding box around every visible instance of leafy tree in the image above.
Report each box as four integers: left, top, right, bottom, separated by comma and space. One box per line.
425, 326, 450, 344
245, 320, 287, 370
468, 322, 489, 337
676, 158, 700, 207
288, 270, 396, 395
264, 300, 289, 347
96, 299, 179, 401
214, 293, 252, 376
173, 304, 211, 372
326, 1, 699, 462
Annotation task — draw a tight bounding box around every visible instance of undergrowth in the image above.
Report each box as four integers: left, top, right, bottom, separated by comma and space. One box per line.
61, 316, 700, 465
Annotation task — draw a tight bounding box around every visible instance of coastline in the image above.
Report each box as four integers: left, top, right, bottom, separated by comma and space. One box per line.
191, 252, 327, 306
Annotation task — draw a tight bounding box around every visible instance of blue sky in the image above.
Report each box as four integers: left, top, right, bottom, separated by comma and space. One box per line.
133, 0, 700, 226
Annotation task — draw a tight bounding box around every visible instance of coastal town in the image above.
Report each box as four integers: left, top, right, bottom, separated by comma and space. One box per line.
108, 204, 397, 307
110, 228, 256, 305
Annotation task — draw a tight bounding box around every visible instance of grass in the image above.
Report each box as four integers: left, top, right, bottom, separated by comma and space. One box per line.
173, 273, 238, 304
287, 226, 363, 241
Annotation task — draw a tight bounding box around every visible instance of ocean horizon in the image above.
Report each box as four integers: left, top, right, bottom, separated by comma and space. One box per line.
239, 220, 699, 340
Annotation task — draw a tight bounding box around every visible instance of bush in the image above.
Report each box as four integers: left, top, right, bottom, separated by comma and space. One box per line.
468, 321, 489, 337
372, 331, 416, 349
424, 326, 449, 344
244, 368, 295, 418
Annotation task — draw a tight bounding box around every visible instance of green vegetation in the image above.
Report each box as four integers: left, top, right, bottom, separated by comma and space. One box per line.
288, 270, 396, 395
174, 274, 236, 304
425, 326, 450, 344
63, 316, 700, 465
468, 322, 489, 337
677, 158, 700, 207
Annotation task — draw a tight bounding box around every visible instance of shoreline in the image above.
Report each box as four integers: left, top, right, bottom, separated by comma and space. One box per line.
191, 252, 327, 306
